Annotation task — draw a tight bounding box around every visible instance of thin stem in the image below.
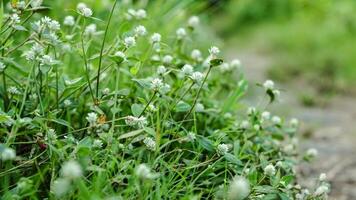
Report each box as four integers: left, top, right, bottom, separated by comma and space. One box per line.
139, 91, 157, 117
2, 71, 8, 111
96, 0, 118, 99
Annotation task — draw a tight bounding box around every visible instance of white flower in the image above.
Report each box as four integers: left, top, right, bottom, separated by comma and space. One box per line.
217, 143, 229, 155
46, 129, 57, 142
290, 118, 299, 128
63, 16, 75, 26
191, 49, 202, 61
135, 9, 147, 19
134, 25, 147, 36
176, 28, 187, 39
264, 164, 276, 176
30, 0, 43, 8
135, 164, 158, 179
162, 55, 173, 64
240, 120, 250, 129
272, 116, 281, 125
86, 112, 98, 126
261, 111, 271, 121
84, 24, 97, 36
181, 64, 193, 76
157, 65, 166, 75
195, 103, 204, 112
283, 144, 294, 155
276, 161, 283, 168
159, 84, 171, 94
150, 33, 161, 43
273, 89, 280, 99
190, 71, 203, 84
151, 78, 163, 91
81, 7, 93, 17
124, 36, 136, 48
10, 14, 20, 25
263, 80, 274, 90
1, 147, 16, 161
228, 177, 250, 200
230, 59, 241, 69
151, 55, 160, 61
40, 55, 56, 66
319, 173, 327, 182
209, 46, 220, 57
247, 107, 256, 115
306, 148, 318, 158
219, 63, 231, 73
16, 1, 26, 10
187, 132, 196, 142
114, 51, 126, 59
93, 139, 103, 148
102, 88, 110, 95
143, 137, 156, 151
0, 62, 6, 72
61, 160, 82, 179
76, 3, 87, 12
125, 116, 148, 128
8, 86, 20, 95
253, 124, 260, 131
52, 178, 70, 197
314, 185, 329, 196
48, 20, 60, 31
188, 16, 200, 28
63, 99, 72, 107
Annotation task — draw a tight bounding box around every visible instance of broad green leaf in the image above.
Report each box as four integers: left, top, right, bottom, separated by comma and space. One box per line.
175, 101, 191, 112
197, 136, 214, 152
224, 153, 243, 166
118, 129, 144, 140
131, 103, 144, 117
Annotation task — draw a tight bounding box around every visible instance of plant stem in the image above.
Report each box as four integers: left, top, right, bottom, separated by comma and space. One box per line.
96, 0, 118, 100
139, 91, 157, 117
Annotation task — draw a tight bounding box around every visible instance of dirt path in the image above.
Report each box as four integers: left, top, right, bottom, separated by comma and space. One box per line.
226, 47, 356, 199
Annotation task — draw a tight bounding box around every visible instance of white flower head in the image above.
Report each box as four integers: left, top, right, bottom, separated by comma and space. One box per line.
261, 111, 271, 121
181, 64, 193, 76
40, 54, 56, 66
52, 178, 70, 197
191, 49, 202, 61
8, 86, 20, 95
319, 173, 327, 182
143, 137, 156, 151
134, 25, 147, 36
63, 16, 75, 26
217, 143, 229, 155
1, 147, 16, 161
102, 88, 110, 95
93, 139, 103, 148
0, 62, 6, 72
157, 65, 167, 75
190, 71, 203, 84
61, 160, 82, 179
86, 112, 97, 126
176, 28, 187, 39
188, 16, 200, 28
125, 116, 148, 128
195, 103, 205, 112
81, 7, 93, 17
240, 120, 250, 129
135, 9, 147, 19
263, 80, 274, 91
63, 99, 72, 107
162, 55, 173, 64
151, 78, 163, 91
150, 33, 161, 43
264, 164, 276, 176
10, 14, 20, 25
230, 59, 241, 69
84, 24, 97, 36
272, 116, 281, 125
30, 0, 43, 8
228, 176, 250, 200
124, 36, 136, 48
314, 185, 329, 196
48, 20, 61, 31
77, 3, 87, 11
306, 148, 318, 158
209, 46, 220, 57
187, 132, 196, 142
135, 164, 158, 179
247, 107, 256, 115
290, 118, 299, 128
114, 51, 126, 60
219, 63, 231, 73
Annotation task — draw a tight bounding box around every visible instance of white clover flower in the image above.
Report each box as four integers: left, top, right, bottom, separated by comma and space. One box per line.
219, 63, 231, 73
63, 16, 75, 26
263, 80, 274, 91
41, 16, 52, 26
228, 176, 250, 200
264, 164, 276, 176
191, 49, 202, 61
81, 7, 93, 17
157, 65, 167, 75
187, 132, 196, 142
290, 118, 299, 128
84, 24, 97, 36
134, 25, 147, 36
283, 144, 294, 155
61, 160, 82, 179
1, 147, 16, 161
190, 71, 203, 84
135, 164, 158, 179
86, 112, 98, 126
52, 178, 70, 197
230, 59, 241, 69
151, 54, 160, 61
8, 86, 20, 95
306, 148, 318, 158
240, 120, 250, 129
247, 106, 256, 115
135, 9, 147, 19
176, 28, 187, 39
16, 1, 26, 10
114, 51, 126, 60
40, 55, 56, 66
195, 103, 205, 112
0, 62, 6, 72
217, 143, 229, 155
209, 46, 220, 57
46, 128, 57, 142
124, 36, 136, 48
276, 161, 283, 168
148, 104, 157, 112
151, 78, 163, 91
93, 139, 103, 148
181, 64, 193, 76
125, 116, 148, 128
150, 33, 161, 43
273, 89, 280, 99
319, 173, 327, 182
272, 116, 281, 125
48, 20, 60, 31
101, 88, 110, 96
261, 111, 271, 121
10, 14, 20, 25
63, 99, 72, 107
314, 185, 329, 196
159, 83, 171, 94
143, 137, 156, 151
30, 0, 43, 8
162, 55, 173, 64
188, 16, 200, 28
76, 3, 87, 12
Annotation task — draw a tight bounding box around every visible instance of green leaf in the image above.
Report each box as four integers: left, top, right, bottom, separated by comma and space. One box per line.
197, 136, 214, 152
175, 101, 191, 112
144, 127, 155, 137
280, 175, 295, 186
130, 62, 141, 75
0, 1, 4, 28
224, 153, 243, 166
118, 129, 144, 140
0, 114, 9, 123
267, 89, 275, 103
210, 58, 223, 67
131, 103, 144, 117
278, 193, 290, 200
132, 78, 151, 89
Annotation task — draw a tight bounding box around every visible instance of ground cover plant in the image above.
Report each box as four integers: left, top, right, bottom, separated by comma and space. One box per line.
0, 0, 329, 199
